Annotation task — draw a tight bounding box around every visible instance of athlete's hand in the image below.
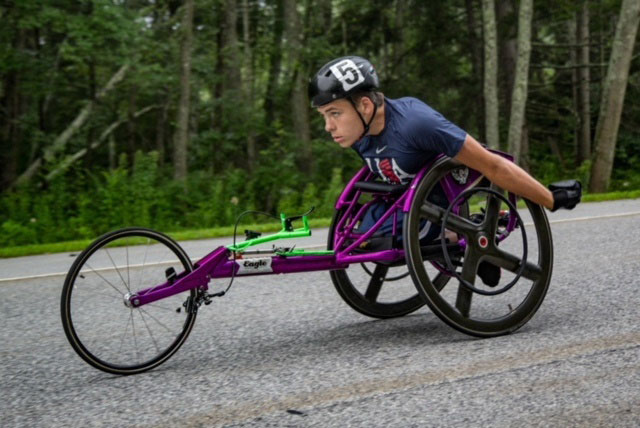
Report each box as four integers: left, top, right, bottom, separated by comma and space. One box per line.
549, 180, 582, 211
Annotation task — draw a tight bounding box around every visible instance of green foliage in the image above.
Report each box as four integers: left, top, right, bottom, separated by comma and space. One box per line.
0, 147, 353, 247
0, 220, 38, 247
2, 0, 639, 249
319, 168, 346, 217
576, 160, 592, 189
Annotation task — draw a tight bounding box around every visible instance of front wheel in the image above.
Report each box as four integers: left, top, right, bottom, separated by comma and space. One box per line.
61, 228, 197, 375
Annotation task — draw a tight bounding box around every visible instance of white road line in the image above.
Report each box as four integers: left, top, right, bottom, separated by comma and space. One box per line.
2, 210, 640, 283
0, 247, 326, 283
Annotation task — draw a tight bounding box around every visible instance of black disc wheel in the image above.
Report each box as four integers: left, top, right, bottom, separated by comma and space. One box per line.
61, 228, 197, 375
403, 159, 554, 337
328, 208, 425, 319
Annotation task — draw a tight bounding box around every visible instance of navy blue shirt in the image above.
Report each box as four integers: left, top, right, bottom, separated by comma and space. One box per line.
353, 97, 467, 185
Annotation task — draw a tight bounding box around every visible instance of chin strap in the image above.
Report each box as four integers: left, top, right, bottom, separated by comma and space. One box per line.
348, 96, 378, 140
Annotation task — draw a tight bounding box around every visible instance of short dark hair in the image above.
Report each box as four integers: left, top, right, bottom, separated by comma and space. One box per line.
351, 91, 384, 107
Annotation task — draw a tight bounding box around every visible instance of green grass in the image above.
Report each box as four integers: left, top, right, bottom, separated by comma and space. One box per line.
2, 190, 639, 259
581, 189, 640, 202
0, 218, 334, 259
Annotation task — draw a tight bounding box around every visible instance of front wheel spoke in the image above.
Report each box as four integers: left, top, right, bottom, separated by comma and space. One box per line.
85, 262, 126, 296
117, 313, 133, 357
364, 264, 388, 303
137, 310, 161, 354
138, 238, 151, 290
73, 290, 123, 308
105, 248, 130, 293
139, 307, 177, 334
487, 249, 541, 282
130, 310, 140, 363
126, 246, 130, 292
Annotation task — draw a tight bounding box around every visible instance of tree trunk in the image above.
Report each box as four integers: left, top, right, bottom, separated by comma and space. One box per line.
507, 0, 533, 164
482, 0, 500, 149
155, 90, 170, 166
1, 27, 26, 191
568, 15, 579, 162
589, 0, 640, 193
520, 120, 530, 172
576, 0, 591, 164
242, 0, 256, 173
109, 133, 116, 170
173, 0, 194, 182
497, 0, 517, 121
45, 105, 157, 182
212, 8, 225, 130
13, 63, 129, 187
465, 0, 485, 140
391, 0, 406, 81
222, 0, 240, 96
283, 0, 313, 172
127, 82, 138, 161
264, 0, 284, 127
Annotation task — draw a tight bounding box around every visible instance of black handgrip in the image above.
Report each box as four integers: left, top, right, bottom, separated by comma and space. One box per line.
549, 180, 582, 211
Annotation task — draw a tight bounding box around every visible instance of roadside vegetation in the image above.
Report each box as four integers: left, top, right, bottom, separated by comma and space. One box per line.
2, 1, 639, 258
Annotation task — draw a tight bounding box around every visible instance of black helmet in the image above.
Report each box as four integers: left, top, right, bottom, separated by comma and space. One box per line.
309, 56, 379, 108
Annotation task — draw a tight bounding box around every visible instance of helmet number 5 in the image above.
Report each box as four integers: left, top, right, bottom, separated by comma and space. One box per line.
330, 59, 365, 92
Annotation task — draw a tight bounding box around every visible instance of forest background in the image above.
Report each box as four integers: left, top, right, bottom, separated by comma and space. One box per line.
1, 0, 639, 250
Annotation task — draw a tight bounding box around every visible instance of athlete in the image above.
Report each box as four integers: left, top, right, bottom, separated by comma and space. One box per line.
309, 56, 581, 284
309, 55, 581, 213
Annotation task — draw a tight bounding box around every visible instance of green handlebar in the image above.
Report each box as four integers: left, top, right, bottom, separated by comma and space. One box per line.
226, 213, 312, 252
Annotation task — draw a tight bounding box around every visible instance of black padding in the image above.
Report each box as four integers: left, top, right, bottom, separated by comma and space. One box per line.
354, 181, 409, 195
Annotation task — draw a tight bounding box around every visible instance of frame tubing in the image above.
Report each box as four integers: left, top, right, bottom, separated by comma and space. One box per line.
333, 191, 371, 250
340, 193, 408, 254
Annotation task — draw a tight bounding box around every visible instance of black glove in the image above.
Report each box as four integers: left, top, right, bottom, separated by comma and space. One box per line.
549, 180, 582, 211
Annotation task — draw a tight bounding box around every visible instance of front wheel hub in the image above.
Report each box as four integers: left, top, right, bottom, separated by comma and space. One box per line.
123, 292, 139, 308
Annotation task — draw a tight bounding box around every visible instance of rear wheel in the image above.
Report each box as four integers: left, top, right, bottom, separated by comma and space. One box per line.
404, 159, 553, 337
61, 228, 197, 375
328, 208, 425, 319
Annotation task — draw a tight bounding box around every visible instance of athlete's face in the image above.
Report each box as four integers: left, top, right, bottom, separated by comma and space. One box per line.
316, 99, 365, 148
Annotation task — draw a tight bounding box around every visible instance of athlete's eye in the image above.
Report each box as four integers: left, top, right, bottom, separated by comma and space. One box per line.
331, 112, 341, 118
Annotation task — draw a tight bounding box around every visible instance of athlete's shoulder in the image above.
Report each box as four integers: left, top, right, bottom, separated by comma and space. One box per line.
386, 96, 429, 113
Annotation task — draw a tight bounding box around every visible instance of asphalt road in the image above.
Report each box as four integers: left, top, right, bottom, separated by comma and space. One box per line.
1, 199, 640, 427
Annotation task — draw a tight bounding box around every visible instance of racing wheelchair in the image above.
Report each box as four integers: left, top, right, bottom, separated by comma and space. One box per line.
61, 151, 563, 375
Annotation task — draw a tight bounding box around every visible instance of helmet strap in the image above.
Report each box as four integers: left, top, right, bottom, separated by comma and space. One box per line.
348, 96, 378, 140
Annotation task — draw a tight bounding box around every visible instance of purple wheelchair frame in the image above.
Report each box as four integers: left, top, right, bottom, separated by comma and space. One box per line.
126, 151, 517, 309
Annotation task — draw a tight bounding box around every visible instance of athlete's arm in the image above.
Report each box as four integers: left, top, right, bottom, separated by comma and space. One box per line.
454, 134, 554, 210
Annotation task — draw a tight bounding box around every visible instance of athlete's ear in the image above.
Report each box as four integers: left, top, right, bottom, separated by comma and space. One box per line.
358, 96, 374, 114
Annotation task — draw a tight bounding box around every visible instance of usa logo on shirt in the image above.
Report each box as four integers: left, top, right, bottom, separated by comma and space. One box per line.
365, 157, 414, 185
